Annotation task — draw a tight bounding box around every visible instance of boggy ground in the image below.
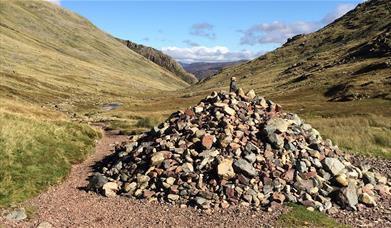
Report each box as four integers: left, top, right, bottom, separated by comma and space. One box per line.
1, 131, 390, 228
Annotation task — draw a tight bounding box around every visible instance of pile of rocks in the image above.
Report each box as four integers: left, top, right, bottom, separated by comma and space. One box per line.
89, 89, 390, 212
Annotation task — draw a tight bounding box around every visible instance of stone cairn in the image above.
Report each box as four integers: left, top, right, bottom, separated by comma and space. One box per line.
89, 89, 390, 212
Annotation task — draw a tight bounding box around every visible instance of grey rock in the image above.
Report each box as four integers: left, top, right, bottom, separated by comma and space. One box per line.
363, 172, 376, 185
194, 197, 210, 209
267, 133, 284, 149
6, 208, 27, 221
233, 159, 257, 177
87, 173, 108, 191
296, 161, 308, 173
265, 118, 291, 133
323, 157, 345, 176
245, 142, 259, 153
337, 182, 358, 210
244, 153, 257, 164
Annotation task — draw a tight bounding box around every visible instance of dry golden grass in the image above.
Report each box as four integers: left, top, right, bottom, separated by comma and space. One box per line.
308, 115, 391, 159
0, 0, 188, 110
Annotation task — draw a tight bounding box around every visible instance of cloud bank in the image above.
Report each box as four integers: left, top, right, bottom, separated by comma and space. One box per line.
163, 3, 359, 63
240, 21, 320, 45
161, 46, 262, 63
240, 3, 357, 46
322, 3, 356, 24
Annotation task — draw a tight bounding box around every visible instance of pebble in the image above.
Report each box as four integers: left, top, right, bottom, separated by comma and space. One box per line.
37, 221, 53, 228
6, 208, 27, 222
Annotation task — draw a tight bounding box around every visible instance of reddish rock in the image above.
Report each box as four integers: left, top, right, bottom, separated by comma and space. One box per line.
143, 190, 155, 198
184, 109, 195, 117
225, 187, 235, 198
202, 134, 214, 149
302, 171, 317, 180
230, 142, 241, 150
272, 192, 286, 203
170, 185, 179, 194
282, 169, 295, 182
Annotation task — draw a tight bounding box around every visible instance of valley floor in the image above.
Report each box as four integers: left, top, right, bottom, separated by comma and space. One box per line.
1, 131, 390, 228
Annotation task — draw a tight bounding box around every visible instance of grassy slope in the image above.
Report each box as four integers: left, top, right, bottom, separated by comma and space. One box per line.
0, 0, 188, 109
194, 0, 390, 99
0, 0, 188, 207
186, 0, 391, 158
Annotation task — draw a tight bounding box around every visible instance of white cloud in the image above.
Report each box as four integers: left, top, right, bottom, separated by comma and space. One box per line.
161, 46, 262, 63
239, 3, 358, 46
240, 21, 320, 45
322, 3, 356, 24
46, 0, 61, 5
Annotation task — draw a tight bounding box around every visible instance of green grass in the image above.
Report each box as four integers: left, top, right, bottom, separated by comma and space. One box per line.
276, 204, 348, 228
308, 115, 391, 159
135, 116, 158, 128
0, 106, 99, 207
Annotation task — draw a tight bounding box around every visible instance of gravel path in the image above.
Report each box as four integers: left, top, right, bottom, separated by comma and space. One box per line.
0, 132, 284, 228
1, 132, 390, 227
330, 155, 391, 227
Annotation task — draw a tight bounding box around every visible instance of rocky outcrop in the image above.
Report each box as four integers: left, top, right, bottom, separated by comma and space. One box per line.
117, 38, 198, 84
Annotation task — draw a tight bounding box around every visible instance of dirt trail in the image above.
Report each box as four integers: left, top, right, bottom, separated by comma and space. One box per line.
0, 132, 284, 228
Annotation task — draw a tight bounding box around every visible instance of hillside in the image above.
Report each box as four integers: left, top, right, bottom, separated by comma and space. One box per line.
117, 38, 198, 84
195, 0, 390, 102
126, 0, 390, 161
0, 0, 189, 110
0, 0, 188, 206
180, 60, 247, 81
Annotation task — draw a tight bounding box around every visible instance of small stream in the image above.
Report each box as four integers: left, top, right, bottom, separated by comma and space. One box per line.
102, 103, 122, 111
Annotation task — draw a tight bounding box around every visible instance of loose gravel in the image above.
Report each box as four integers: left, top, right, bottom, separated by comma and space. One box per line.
0, 132, 284, 228
1, 131, 390, 227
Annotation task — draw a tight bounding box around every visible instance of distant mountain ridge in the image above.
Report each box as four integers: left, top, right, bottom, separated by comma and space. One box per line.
116, 39, 198, 84
180, 60, 247, 81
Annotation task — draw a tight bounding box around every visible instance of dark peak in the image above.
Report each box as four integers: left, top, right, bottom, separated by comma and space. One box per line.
116, 38, 198, 84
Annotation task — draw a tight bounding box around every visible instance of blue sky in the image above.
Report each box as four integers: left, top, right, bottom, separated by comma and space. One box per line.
50, 0, 363, 62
